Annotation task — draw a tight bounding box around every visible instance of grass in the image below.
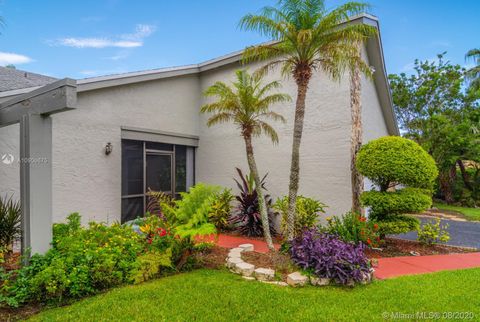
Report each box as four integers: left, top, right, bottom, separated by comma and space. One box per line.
434, 202, 480, 221
30, 268, 480, 321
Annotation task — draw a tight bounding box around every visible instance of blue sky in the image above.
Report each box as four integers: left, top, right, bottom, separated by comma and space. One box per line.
0, 0, 478, 79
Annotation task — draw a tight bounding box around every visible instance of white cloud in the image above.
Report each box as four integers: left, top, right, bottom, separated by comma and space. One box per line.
122, 24, 156, 40
0, 52, 33, 65
51, 24, 156, 49
56, 38, 141, 48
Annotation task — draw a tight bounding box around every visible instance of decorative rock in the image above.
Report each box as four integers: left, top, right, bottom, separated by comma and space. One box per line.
227, 252, 242, 259
254, 268, 275, 281
287, 272, 308, 287
360, 271, 373, 285
238, 244, 254, 252
229, 248, 244, 255
226, 257, 243, 269
235, 262, 255, 277
310, 276, 330, 286
242, 276, 255, 281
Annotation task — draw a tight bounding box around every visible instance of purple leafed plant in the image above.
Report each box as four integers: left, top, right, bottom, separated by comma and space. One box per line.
290, 229, 370, 285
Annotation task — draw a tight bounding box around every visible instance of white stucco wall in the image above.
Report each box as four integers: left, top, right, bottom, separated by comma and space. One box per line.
0, 124, 20, 197
196, 61, 353, 217
0, 46, 393, 224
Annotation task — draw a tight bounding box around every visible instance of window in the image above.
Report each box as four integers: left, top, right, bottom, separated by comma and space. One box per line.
121, 139, 195, 222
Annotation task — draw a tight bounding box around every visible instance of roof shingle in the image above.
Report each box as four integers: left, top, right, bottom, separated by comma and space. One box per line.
0, 66, 57, 92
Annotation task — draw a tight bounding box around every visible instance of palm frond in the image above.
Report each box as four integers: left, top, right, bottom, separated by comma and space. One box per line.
256, 121, 280, 144
258, 94, 292, 110
206, 112, 235, 127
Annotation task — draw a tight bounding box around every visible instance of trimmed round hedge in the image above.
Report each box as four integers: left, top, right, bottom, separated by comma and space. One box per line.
356, 136, 438, 191
360, 188, 433, 219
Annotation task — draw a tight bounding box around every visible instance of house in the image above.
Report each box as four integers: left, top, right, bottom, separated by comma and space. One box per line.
0, 14, 398, 227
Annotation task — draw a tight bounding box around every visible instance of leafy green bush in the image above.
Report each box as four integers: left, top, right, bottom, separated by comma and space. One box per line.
161, 183, 221, 239
0, 213, 175, 307
208, 188, 234, 231
360, 188, 433, 220
357, 136, 437, 236
356, 136, 438, 190
375, 215, 420, 236
273, 196, 326, 236
417, 218, 450, 245
324, 212, 381, 247
0, 195, 21, 251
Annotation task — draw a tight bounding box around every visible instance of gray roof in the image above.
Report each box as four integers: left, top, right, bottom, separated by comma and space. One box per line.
0, 66, 57, 92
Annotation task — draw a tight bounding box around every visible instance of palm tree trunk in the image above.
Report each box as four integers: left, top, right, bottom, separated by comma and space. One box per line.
350, 50, 364, 214
244, 134, 275, 251
286, 66, 312, 241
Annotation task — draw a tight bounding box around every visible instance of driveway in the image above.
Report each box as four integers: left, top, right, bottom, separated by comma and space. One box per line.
394, 217, 480, 249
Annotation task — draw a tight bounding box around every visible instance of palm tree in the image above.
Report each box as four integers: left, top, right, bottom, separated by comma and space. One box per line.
201, 70, 290, 250
349, 42, 375, 214
240, 0, 376, 240
465, 48, 480, 94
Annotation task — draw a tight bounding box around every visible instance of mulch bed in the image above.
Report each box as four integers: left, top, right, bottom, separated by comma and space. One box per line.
366, 238, 477, 258
0, 305, 42, 322
1, 252, 21, 271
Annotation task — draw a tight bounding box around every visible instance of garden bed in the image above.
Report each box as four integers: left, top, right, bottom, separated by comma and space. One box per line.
366, 238, 477, 258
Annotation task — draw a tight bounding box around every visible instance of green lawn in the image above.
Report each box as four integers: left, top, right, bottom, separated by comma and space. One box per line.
30, 268, 480, 321
434, 202, 480, 221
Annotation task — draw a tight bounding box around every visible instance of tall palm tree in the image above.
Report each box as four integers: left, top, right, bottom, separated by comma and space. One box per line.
201, 70, 290, 250
465, 48, 480, 94
349, 42, 375, 214
240, 0, 376, 240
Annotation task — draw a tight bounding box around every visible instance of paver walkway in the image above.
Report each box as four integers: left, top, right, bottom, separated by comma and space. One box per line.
215, 234, 480, 279
374, 252, 480, 279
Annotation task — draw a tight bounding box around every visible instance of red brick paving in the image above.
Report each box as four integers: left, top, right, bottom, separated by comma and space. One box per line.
215, 234, 280, 253
214, 234, 480, 279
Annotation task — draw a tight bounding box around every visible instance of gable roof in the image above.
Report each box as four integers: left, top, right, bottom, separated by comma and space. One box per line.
0, 66, 57, 92
0, 13, 399, 135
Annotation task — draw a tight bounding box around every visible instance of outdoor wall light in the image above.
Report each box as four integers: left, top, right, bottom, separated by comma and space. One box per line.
105, 142, 113, 155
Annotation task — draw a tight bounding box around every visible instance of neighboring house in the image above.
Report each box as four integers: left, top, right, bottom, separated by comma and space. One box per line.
0, 14, 398, 225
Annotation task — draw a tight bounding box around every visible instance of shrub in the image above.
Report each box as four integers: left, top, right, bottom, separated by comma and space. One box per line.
290, 229, 370, 285
145, 189, 175, 219
208, 188, 234, 231
356, 136, 438, 190
0, 213, 177, 307
374, 214, 420, 236
357, 136, 437, 236
324, 212, 380, 248
360, 188, 433, 220
230, 168, 276, 237
273, 196, 326, 236
0, 195, 21, 251
417, 218, 450, 245
160, 183, 221, 239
